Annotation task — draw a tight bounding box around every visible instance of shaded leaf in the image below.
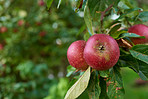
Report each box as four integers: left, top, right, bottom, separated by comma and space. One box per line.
130, 45, 148, 64
87, 71, 100, 99
99, 76, 109, 99
84, 3, 94, 35
138, 11, 148, 22
64, 67, 91, 99
109, 24, 121, 37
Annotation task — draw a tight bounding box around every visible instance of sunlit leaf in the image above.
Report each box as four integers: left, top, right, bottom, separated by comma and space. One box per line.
64, 67, 91, 99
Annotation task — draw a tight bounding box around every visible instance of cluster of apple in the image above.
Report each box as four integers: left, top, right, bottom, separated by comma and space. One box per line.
67, 24, 148, 71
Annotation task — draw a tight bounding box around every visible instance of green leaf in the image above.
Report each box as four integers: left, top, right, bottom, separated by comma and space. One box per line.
119, 55, 139, 72
84, 3, 94, 35
87, 71, 100, 99
138, 11, 148, 22
64, 67, 91, 99
107, 67, 125, 99
130, 45, 148, 64
99, 77, 109, 99
66, 65, 76, 77
113, 66, 124, 87
84, 32, 91, 41
99, 70, 109, 78
118, 33, 145, 39
137, 60, 148, 80
57, 0, 62, 9
44, 0, 53, 9
109, 24, 121, 37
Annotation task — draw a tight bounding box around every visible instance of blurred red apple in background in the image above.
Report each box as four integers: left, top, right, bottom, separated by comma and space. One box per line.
0, 26, 7, 33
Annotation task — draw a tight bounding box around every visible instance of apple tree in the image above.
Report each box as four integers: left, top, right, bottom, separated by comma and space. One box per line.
47, 0, 148, 99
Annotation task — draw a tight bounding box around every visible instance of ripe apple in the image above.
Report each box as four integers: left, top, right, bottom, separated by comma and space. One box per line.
67, 40, 88, 70
128, 24, 148, 45
17, 20, 24, 26
84, 34, 120, 71
0, 26, 7, 33
39, 31, 46, 37
0, 44, 3, 50
38, 0, 45, 6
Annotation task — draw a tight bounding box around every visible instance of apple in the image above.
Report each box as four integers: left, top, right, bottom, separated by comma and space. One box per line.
17, 20, 24, 26
0, 26, 7, 33
39, 31, 46, 37
0, 44, 3, 50
38, 0, 45, 6
128, 24, 148, 45
84, 34, 120, 71
67, 40, 88, 70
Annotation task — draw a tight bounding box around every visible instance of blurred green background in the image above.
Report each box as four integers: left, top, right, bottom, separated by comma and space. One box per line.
0, 0, 148, 99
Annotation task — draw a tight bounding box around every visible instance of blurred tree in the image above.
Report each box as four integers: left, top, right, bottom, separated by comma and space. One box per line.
0, 0, 84, 98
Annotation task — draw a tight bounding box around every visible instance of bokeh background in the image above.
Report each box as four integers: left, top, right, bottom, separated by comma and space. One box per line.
0, 0, 148, 99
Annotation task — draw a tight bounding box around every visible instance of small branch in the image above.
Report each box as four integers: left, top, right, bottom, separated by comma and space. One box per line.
121, 38, 132, 49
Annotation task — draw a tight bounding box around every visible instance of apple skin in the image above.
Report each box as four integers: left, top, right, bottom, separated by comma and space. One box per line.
128, 24, 148, 45
67, 40, 88, 70
0, 26, 7, 33
84, 34, 120, 71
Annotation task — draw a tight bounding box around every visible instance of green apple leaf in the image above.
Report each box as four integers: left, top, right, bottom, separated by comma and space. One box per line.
130, 45, 148, 64
87, 71, 100, 99
84, 3, 94, 35
137, 60, 148, 80
84, 32, 91, 41
99, 77, 109, 99
138, 11, 148, 22
118, 33, 145, 39
66, 65, 76, 77
107, 67, 125, 99
64, 67, 91, 99
44, 0, 53, 9
119, 54, 139, 72
109, 24, 121, 37
99, 70, 109, 78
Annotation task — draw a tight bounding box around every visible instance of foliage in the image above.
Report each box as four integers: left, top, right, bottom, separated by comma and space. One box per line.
0, 0, 84, 98
44, 0, 148, 99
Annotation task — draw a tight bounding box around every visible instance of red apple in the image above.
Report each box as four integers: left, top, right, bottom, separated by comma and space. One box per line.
67, 40, 88, 70
128, 24, 148, 45
39, 31, 46, 37
17, 20, 24, 26
0, 44, 3, 50
84, 34, 120, 71
38, 0, 45, 6
0, 26, 7, 33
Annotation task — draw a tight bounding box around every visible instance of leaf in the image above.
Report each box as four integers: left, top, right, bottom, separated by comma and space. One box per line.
99, 77, 109, 99
137, 60, 148, 80
109, 24, 121, 37
138, 11, 148, 22
87, 71, 100, 99
111, 30, 127, 39
130, 45, 148, 64
84, 3, 94, 35
84, 32, 91, 41
99, 70, 109, 78
113, 66, 124, 87
66, 65, 76, 77
57, 0, 62, 9
107, 67, 125, 99
44, 0, 53, 10
64, 67, 91, 99
118, 33, 145, 39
